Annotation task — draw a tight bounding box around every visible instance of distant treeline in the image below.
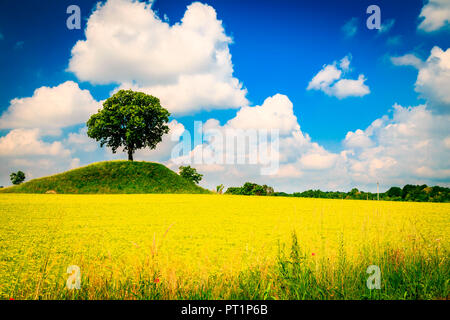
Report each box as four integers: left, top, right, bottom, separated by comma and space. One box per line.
225, 182, 274, 196
225, 182, 450, 203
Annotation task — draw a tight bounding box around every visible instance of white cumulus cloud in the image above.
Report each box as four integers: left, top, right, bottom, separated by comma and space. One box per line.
307, 55, 370, 99
343, 104, 450, 186
299, 152, 338, 170
418, 0, 450, 32
225, 94, 300, 135
68, 0, 247, 114
415, 47, 450, 111
0, 129, 71, 157
344, 129, 373, 148
392, 46, 450, 113
0, 81, 100, 134
166, 97, 450, 192
390, 53, 423, 68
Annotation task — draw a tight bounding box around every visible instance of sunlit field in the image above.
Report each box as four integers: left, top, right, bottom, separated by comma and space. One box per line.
0, 194, 448, 300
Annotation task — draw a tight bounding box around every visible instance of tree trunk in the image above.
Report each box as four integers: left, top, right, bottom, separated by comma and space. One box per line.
128, 149, 133, 161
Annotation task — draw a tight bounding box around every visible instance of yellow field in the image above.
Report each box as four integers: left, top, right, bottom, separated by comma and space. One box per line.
0, 194, 448, 299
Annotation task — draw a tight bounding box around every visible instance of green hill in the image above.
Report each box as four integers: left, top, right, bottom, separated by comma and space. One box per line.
0, 161, 210, 194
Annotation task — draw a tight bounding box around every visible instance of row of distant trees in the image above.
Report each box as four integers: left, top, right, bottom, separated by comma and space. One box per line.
225, 182, 450, 202
225, 182, 274, 196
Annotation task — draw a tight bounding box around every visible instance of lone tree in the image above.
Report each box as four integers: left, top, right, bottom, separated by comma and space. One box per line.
87, 90, 170, 161
10, 171, 25, 185
179, 166, 203, 184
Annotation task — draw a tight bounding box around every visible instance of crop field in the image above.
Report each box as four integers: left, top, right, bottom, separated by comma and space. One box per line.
0, 194, 448, 300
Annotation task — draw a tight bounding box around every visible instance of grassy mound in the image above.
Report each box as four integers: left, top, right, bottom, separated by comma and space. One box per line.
0, 161, 210, 194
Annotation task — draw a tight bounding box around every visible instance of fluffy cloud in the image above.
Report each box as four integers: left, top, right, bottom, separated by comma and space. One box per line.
444, 136, 450, 148
0, 81, 100, 134
343, 104, 450, 186
344, 129, 373, 148
415, 47, 450, 111
0, 129, 70, 157
166, 94, 344, 191
165, 94, 449, 192
67, 127, 99, 152
167, 94, 301, 171
392, 46, 450, 113
225, 94, 300, 135
118, 74, 247, 114
0, 128, 76, 186
298, 152, 338, 170
390, 53, 423, 68
339, 55, 351, 71
274, 164, 302, 178
331, 75, 370, 99
418, 0, 450, 32
0, 81, 98, 186
68, 0, 247, 114
307, 55, 370, 99
307, 64, 341, 92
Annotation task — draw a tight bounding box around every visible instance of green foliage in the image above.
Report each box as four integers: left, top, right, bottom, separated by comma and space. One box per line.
289, 185, 449, 202
216, 184, 224, 194
10, 171, 25, 185
271, 232, 448, 300
387, 186, 402, 198
290, 190, 347, 199
225, 182, 274, 196
0, 161, 210, 194
87, 90, 170, 161
179, 166, 203, 184
226, 183, 449, 203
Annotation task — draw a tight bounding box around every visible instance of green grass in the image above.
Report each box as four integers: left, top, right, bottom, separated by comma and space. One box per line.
0, 161, 210, 194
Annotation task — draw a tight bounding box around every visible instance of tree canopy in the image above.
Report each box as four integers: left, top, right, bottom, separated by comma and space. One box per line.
87, 90, 170, 161
10, 171, 25, 185
225, 182, 274, 196
179, 166, 203, 184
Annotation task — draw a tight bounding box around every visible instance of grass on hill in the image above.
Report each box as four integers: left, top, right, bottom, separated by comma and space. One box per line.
0, 161, 210, 194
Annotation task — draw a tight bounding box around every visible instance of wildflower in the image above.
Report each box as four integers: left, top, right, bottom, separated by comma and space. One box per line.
312, 252, 316, 256
154, 278, 160, 284
9, 298, 14, 300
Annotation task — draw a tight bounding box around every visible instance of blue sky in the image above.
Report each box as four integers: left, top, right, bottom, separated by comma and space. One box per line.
0, 0, 449, 191
0, 0, 438, 143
